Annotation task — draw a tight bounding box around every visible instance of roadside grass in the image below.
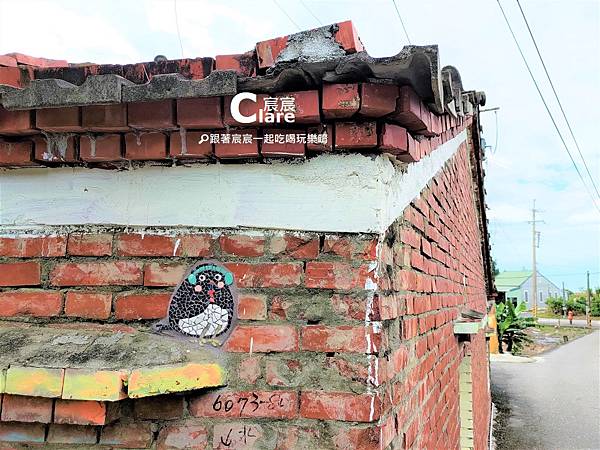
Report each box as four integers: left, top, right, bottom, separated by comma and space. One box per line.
535, 310, 600, 320
519, 324, 593, 356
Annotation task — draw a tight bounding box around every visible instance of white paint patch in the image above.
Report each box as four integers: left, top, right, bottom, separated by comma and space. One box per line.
0, 132, 466, 233
173, 238, 181, 256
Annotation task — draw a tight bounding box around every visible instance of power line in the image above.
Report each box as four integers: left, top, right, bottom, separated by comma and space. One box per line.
495, 0, 600, 214
391, 0, 412, 45
516, 0, 600, 202
173, 0, 184, 58
273, 0, 302, 31
300, 0, 323, 26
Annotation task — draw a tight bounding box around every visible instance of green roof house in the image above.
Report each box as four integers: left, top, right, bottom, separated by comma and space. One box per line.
495, 270, 561, 309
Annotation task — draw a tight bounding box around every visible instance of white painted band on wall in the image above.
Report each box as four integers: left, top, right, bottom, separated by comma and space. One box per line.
0, 131, 466, 234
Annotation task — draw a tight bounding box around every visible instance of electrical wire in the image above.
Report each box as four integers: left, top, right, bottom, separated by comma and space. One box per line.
496, 0, 600, 214
300, 0, 323, 26
391, 0, 412, 45
516, 0, 600, 202
173, 0, 185, 58
273, 0, 302, 31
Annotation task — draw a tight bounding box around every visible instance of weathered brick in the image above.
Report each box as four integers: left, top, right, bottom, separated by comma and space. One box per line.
64, 291, 112, 319
225, 325, 298, 352
0, 290, 62, 317
269, 234, 319, 259
169, 130, 212, 159
33, 135, 77, 163
128, 100, 175, 129
133, 396, 185, 420
36, 106, 83, 132
67, 233, 113, 256
0, 107, 35, 135
5, 366, 64, 398
255, 36, 289, 69
359, 83, 398, 117
239, 356, 262, 384
176, 96, 223, 129
300, 391, 380, 422
225, 262, 302, 288
99, 422, 153, 448
125, 132, 168, 160
301, 325, 381, 353
283, 90, 320, 123
47, 424, 98, 445
82, 104, 128, 131
237, 295, 267, 320
51, 261, 143, 286
189, 390, 298, 419
0, 261, 41, 286
157, 421, 208, 450
306, 124, 333, 152
333, 20, 364, 53
322, 83, 360, 118
62, 369, 127, 401
215, 129, 259, 158
262, 129, 306, 157
0, 140, 34, 166
380, 123, 408, 155
215, 51, 256, 76
54, 400, 111, 425
79, 134, 123, 162
305, 262, 374, 290
0, 422, 45, 443
143, 262, 186, 286
114, 291, 171, 320
219, 234, 265, 257
335, 122, 377, 149
0, 395, 53, 423
0, 235, 66, 257
116, 233, 212, 257
392, 86, 426, 132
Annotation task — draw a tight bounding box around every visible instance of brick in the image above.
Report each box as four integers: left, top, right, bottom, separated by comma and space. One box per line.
225, 262, 302, 288
396, 134, 420, 163
99, 422, 153, 448
0, 290, 62, 317
380, 123, 408, 155
0, 423, 45, 443
300, 391, 380, 422
335, 122, 377, 149
215, 51, 256, 76
0, 66, 26, 87
256, 35, 289, 69
62, 369, 127, 401
322, 83, 360, 118
125, 132, 168, 160
157, 422, 208, 450
36, 106, 83, 132
323, 236, 378, 260
0, 107, 35, 134
305, 262, 373, 290
225, 325, 298, 352
301, 325, 381, 353
133, 396, 185, 420
176, 96, 223, 129
67, 233, 113, 256
82, 104, 128, 131
128, 100, 175, 129
79, 134, 123, 162
223, 94, 266, 126
213, 422, 265, 449
47, 424, 97, 445
116, 233, 213, 257
5, 366, 64, 398
0, 395, 53, 423
392, 86, 426, 132
54, 400, 111, 425
239, 356, 262, 384
284, 90, 320, 123
169, 130, 212, 158
114, 291, 171, 319
237, 295, 267, 320
0, 54, 17, 66
50, 261, 143, 286
0, 261, 40, 286
189, 390, 298, 418
64, 291, 112, 319
334, 20, 365, 53
215, 129, 259, 158
0, 235, 66, 257
219, 234, 265, 257
332, 426, 381, 450
144, 262, 186, 286
0, 140, 34, 166
33, 134, 77, 163
269, 234, 319, 259
8, 52, 67, 67
127, 363, 224, 398
360, 83, 398, 117
306, 124, 333, 151
262, 129, 305, 157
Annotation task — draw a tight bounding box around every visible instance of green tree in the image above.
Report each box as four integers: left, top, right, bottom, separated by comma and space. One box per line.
496, 300, 537, 354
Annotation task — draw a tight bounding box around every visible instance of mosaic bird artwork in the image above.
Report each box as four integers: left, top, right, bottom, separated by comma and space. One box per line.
153, 262, 237, 346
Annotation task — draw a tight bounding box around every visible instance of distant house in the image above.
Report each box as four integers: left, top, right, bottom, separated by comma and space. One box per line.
495, 271, 561, 309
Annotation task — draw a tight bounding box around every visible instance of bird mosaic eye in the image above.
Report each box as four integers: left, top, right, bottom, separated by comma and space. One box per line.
198, 274, 206, 282
214, 274, 222, 281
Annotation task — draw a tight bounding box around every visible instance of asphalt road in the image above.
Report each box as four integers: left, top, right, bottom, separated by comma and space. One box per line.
537, 318, 600, 329
491, 331, 600, 450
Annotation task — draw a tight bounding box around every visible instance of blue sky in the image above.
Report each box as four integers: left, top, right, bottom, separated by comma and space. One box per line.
1, 0, 598, 291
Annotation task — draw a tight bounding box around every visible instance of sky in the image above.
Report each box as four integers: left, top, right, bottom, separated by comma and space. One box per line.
0, 0, 598, 291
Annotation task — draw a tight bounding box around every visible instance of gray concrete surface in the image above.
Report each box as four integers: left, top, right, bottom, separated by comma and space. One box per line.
491, 330, 600, 450
537, 317, 600, 329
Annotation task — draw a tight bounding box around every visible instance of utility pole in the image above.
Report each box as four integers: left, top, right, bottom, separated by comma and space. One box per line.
587, 271, 591, 328
562, 282, 567, 319
529, 200, 543, 317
